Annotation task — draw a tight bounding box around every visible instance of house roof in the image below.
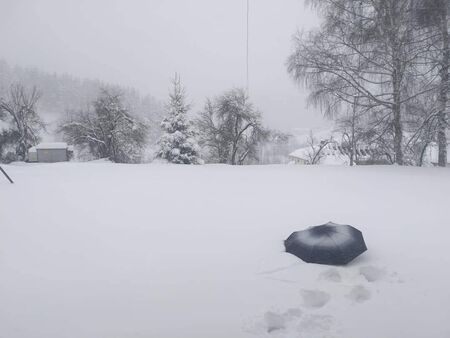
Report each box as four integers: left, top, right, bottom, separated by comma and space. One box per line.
289, 143, 353, 165
289, 147, 310, 160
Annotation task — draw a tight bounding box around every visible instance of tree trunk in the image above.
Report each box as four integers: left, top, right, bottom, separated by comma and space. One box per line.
389, 1, 405, 166
350, 99, 358, 166
393, 102, 404, 165
230, 117, 240, 165
392, 56, 404, 165
419, 142, 429, 167
17, 128, 28, 161
230, 140, 238, 165
438, 5, 449, 167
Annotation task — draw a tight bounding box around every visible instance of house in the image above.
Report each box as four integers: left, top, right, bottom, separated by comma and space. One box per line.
289, 142, 385, 166
28, 143, 73, 163
288, 148, 310, 164
289, 143, 349, 165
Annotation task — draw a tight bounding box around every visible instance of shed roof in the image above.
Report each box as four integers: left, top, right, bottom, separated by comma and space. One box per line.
34, 142, 68, 150
289, 147, 310, 160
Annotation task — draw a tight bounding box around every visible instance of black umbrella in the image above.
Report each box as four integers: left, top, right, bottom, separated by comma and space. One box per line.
285, 222, 367, 265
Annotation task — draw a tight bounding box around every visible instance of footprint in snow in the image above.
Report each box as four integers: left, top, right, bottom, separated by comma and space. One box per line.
359, 266, 386, 282
300, 289, 331, 309
389, 271, 405, 283
346, 285, 371, 303
246, 306, 335, 337
264, 311, 287, 333
359, 266, 404, 284
252, 308, 303, 335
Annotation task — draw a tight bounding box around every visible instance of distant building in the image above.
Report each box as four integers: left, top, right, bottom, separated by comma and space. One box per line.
289, 142, 388, 166
28, 143, 73, 163
288, 148, 310, 164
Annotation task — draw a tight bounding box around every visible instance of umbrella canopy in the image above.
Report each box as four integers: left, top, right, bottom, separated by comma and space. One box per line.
285, 222, 367, 265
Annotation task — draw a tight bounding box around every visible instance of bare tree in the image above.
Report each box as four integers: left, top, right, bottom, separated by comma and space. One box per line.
0, 84, 45, 161
336, 105, 367, 166
402, 90, 438, 166
306, 131, 333, 165
59, 89, 148, 163
0, 129, 20, 163
415, 0, 450, 166
196, 88, 268, 165
288, 0, 434, 165
196, 99, 231, 163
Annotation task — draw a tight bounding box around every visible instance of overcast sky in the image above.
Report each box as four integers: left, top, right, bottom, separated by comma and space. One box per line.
1, 0, 326, 132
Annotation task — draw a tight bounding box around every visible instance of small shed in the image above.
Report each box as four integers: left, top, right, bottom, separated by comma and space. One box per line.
28, 143, 72, 163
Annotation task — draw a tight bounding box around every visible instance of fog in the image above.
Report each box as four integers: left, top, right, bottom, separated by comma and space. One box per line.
1, 0, 325, 131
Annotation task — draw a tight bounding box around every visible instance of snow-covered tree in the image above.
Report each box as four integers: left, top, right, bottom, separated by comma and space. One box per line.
306, 131, 333, 165
414, 0, 450, 167
0, 129, 20, 163
258, 130, 293, 164
196, 88, 268, 165
157, 75, 202, 164
287, 0, 434, 165
0, 60, 164, 146
59, 88, 149, 163
0, 84, 45, 161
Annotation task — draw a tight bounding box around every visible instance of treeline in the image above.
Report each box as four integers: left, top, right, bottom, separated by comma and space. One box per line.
0, 65, 287, 164
0, 60, 163, 136
0, 60, 162, 163
60, 76, 286, 165
154, 76, 290, 165
287, 0, 449, 166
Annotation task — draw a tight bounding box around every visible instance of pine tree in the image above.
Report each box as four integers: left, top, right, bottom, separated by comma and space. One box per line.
157, 75, 202, 164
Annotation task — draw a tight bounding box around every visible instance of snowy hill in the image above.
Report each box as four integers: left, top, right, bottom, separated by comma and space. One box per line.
1, 163, 449, 338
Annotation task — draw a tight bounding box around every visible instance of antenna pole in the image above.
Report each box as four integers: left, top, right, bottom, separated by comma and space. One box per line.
246, 0, 250, 94
0, 166, 14, 184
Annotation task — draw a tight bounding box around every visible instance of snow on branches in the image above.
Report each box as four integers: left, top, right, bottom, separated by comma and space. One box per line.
59, 88, 148, 163
157, 75, 202, 164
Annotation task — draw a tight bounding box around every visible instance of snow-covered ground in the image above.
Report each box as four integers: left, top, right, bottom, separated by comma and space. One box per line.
1, 162, 449, 338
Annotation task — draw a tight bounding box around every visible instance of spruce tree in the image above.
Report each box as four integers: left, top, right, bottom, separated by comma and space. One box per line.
157, 75, 202, 164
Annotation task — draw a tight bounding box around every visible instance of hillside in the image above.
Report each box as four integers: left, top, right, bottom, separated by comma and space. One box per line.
0, 60, 163, 141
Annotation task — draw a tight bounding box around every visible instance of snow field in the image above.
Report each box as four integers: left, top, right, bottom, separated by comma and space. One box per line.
1, 163, 449, 338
